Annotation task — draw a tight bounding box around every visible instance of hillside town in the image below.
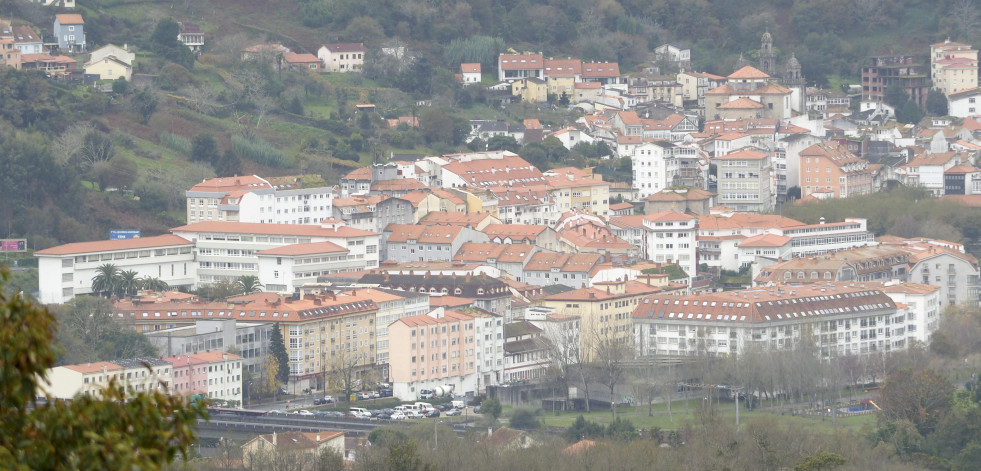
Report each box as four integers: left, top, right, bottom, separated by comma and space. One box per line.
5, 0, 981, 468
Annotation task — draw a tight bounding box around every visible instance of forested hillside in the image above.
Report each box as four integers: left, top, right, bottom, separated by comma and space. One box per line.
0, 0, 977, 252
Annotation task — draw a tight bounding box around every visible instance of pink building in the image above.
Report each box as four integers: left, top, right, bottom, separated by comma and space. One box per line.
163, 354, 209, 397
389, 308, 476, 400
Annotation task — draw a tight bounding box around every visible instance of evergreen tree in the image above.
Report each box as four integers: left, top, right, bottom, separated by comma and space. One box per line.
269, 325, 290, 385
926, 89, 949, 116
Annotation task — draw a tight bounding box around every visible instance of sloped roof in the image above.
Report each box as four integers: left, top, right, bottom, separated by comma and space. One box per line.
728, 65, 769, 79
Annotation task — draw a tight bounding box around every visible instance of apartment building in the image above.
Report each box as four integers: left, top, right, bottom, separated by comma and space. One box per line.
358, 272, 511, 318
383, 224, 489, 263
42, 357, 173, 400
162, 351, 243, 404
185, 175, 335, 225
503, 321, 550, 383
714, 149, 775, 212
146, 318, 272, 374
800, 142, 873, 198
643, 211, 698, 278
931, 39, 978, 96
521, 252, 602, 288
632, 283, 933, 358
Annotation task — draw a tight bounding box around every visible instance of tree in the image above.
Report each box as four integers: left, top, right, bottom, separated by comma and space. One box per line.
878, 368, 954, 435
328, 349, 368, 401
215, 149, 243, 177
481, 397, 502, 420
563, 415, 605, 442
258, 356, 281, 397
418, 108, 455, 145
269, 325, 290, 385
55, 297, 157, 363
0, 268, 207, 469
91, 263, 120, 298
140, 276, 169, 292
897, 100, 925, 124
117, 269, 141, 297
926, 89, 949, 116
883, 84, 909, 109
149, 18, 195, 69
112, 76, 128, 94
509, 409, 540, 430
594, 335, 632, 418
486, 135, 520, 153
131, 87, 159, 125
794, 451, 846, 471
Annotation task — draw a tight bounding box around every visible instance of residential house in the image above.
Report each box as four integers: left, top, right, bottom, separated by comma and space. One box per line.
947, 87, 981, 118
242, 43, 290, 64
574, 81, 602, 103
901, 151, 969, 196
944, 164, 981, 195
254, 241, 361, 293
318, 43, 365, 72
0, 37, 20, 69
654, 43, 691, 70
340, 167, 372, 196
489, 186, 559, 226
498, 53, 544, 82
359, 272, 511, 319
544, 58, 581, 98
581, 61, 622, 85
512, 77, 548, 103
485, 427, 537, 449
146, 319, 272, 375
53, 13, 84, 52
544, 168, 611, 217
283, 52, 321, 71
419, 211, 500, 230
677, 70, 726, 109
454, 242, 539, 281
461, 62, 481, 85
88, 44, 134, 65
84, 54, 131, 81
11, 25, 43, 54
162, 351, 243, 403
879, 236, 981, 307
177, 22, 204, 53
755, 245, 910, 285
331, 195, 387, 231
242, 431, 345, 469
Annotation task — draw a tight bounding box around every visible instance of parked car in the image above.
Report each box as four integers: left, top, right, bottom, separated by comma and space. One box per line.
425, 409, 441, 418
378, 388, 393, 397
294, 409, 314, 416
437, 403, 453, 411
390, 411, 407, 420
356, 392, 372, 400
349, 407, 372, 418
266, 410, 287, 416
473, 406, 481, 414
405, 409, 424, 418
445, 408, 462, 416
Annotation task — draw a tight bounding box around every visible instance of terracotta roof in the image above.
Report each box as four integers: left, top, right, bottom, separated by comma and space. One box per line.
385, 224, 466, 243
544, 59, 582, 77
499, 54, 543, 70
461, 63, 481, 73
341, 167, 371, 180
581, 62, 620, 78
420, 211, 497, 227
645, 188, 715, 202
185, 350, 243, 362
284, 52, 319, 64
574, 82, 602, 89
945, 164, 978, 174
632, 283, 896, 323
878, 282, 940, 295
35, 234, 192, 256
428, 295, 475, 309
394, 309, 474, 327
644, 210, 697, 223
256, 241, 348, 256
371, 178, 428, 191
524, 252, 601, 273
56, 14, 84, 24
728, 65, 769, 79
799, 142, 863, 167
697, 213, 804, 231
545, 280, 671, 302
738, 233, 791, 247
482, 224, 547, 240
719, 97, 764, 109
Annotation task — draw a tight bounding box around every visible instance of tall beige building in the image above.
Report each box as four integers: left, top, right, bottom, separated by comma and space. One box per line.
931, 39, 979, 96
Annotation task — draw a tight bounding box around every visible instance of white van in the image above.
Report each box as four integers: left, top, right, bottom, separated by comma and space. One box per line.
349, 407, 371, 418
451, 400, 465, 410
414, 402, 433, 412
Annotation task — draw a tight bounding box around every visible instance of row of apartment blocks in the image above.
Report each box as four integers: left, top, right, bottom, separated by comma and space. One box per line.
41, 350, 243, 403
632, 281, 940, 358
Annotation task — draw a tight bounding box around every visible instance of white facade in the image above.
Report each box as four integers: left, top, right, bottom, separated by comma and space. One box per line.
473, 313, 505, 393
256, 242, 365, 293
186, 177, 335, 225
879, 282, 941, 345
36, 235, 196, 304
643, 211, 698, 278
948, 89, 981, 118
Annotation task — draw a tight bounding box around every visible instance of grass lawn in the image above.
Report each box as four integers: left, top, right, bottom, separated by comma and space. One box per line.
532, 400, 877, 433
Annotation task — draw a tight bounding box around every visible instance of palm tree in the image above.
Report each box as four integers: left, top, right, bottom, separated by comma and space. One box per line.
140, 276, 169, 292
118, 270, 141, 298
91, 264, 120, 298
235, 275, 263, 295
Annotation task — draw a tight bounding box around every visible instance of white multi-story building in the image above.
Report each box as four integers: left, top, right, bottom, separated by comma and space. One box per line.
632, 282, 937, 358
631, 141, 707, 199
643, 211, 698, 278
715, 149, 775, 212
36, 235, 196, 304
879, 282, 941, 345
41, 358, 173, 400
171, 220, 379, 286
146, 319, 273, 375
185, 175, 335, 225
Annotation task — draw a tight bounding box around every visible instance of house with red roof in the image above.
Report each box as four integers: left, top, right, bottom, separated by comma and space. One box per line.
283, 52, 320, 70
498, 53, 544, 82
460, 62, 481, 85
704, 65, 792, 120
383, 224, 489, 263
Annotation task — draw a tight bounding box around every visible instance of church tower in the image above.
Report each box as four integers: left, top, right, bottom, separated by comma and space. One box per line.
759, 30, 775, 76
783, 53, 806, 113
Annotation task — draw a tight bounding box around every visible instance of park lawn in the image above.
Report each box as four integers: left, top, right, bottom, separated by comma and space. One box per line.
535, 401, 877, 433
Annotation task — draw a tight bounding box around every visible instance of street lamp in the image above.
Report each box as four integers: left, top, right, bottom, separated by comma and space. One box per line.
434, 419, 443, 450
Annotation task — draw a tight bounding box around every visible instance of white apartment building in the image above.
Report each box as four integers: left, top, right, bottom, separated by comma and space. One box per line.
185, 175, 335, 225
41, 358, 173, 400
643, 211, 698, 278
879, 282, 941, 345
256, 241, 365, 293
171, 221, 379, 286
631, 141, 706, 199
36, 235, 196, 304
632, 282, 936, 358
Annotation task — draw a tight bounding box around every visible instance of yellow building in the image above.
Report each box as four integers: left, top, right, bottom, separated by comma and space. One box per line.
545, 168, 612, 217
512, 77, 549, 103
84, 55, 132, 81
540, 276, 679, 358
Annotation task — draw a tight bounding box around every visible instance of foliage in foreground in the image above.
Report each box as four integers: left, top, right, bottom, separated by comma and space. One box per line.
0, 269, 208, 470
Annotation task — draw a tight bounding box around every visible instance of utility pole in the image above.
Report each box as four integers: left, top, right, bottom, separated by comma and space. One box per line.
735, 386, 741, 432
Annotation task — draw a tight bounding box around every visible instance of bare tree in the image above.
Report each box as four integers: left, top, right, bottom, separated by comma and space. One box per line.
328, 349, 369, 401
180, 84, 221, 116
593, 334, 632, 418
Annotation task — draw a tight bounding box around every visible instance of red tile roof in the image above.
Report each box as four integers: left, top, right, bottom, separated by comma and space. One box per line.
171, 221, 377, 238
35, 234, 192, 256
256, 241, 348, 256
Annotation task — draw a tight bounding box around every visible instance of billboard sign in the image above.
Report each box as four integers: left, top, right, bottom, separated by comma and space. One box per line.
110, 230, 142, 240
0, 239, 27, 252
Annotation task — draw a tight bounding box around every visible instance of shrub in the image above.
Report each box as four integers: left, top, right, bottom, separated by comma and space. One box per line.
159, 132, 191, 155
231, 134, 287, 167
